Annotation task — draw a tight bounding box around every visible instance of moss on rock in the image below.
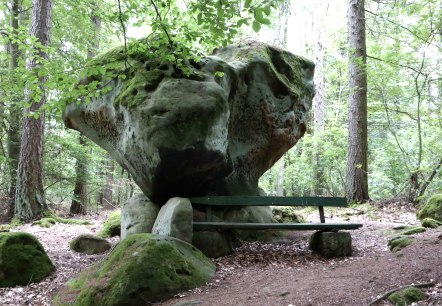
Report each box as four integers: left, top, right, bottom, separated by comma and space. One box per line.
0, 232, 54, 287
417, 194, 442, 222
272, 206, 305, 223
388, 286, 427, 306
70, 234, 111, 255
33, 214, 90, 228
398, 226, 426, 236
54, 234, 215, 306
99, 210, 121, 238
421, 217, 442, 228
388, 235, 414, 252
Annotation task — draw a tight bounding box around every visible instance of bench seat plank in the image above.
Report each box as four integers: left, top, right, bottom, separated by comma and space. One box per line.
189, 196, 347, 207
193, 222, 363, 230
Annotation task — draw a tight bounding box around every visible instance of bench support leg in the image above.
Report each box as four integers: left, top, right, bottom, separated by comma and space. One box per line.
318, 206, 325, 223
309, 231, 352, 258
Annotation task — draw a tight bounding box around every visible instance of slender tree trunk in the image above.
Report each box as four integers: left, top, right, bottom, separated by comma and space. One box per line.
15, 0, 53, 221
102, 157, 115, 209
70, 6, 101, 214
345, 0, 369, 202
70, 135, 88, 214
313, 0, 327, 196
6, 0, 22, 219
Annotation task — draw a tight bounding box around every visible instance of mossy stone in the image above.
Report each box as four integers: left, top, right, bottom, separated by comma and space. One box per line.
54, 234, 215, 306
33, 217, 57, 228
388, 286, 427, 306
272, 206, 305, 223
417, 194, 442, 222
0, 232, 54, 287
388, 235, 414, 252
399, 226, 426, 235
70, 234, 111, 255
33, 212, 91, 228
99, 210, 121, 238
421, 217, 442, 228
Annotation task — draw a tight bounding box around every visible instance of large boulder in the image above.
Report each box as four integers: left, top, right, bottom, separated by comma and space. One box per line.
121, 194, 160, 240
152, 197, 193, 243
0, 232, 54, 287
53, 234, 215, 306
63, 40, 315, 203
417, 194, 442, 222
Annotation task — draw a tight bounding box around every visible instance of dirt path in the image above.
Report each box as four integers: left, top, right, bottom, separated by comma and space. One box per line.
0, 204, 441, 306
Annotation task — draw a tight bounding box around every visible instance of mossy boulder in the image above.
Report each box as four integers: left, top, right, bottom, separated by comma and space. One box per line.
70, 234, 111, 255
388, 235, 414, 252
99, 210, 121, 238
0, 232, 54, 287
63, 40, 315, 203
388, 286, 427, 306
54, 234, 215, 305
417, 194, 442, 222
421, 217, 442, 228
398, 226, 426, 236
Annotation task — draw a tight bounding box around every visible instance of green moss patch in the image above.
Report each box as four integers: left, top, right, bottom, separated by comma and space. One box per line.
421, 217, 442, 228
98, 210, 121, 238
417, 194, 442, 222
54, 234, 215, 306
388, 235, 415, 252
272, 206, 305, 223
398, 226, 426, 236
388, 286, 427, 306
33, 213, 90, 228
0, 232, 54, 287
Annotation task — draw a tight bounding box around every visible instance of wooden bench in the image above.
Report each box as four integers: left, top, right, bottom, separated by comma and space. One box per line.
189, 196, 363, 231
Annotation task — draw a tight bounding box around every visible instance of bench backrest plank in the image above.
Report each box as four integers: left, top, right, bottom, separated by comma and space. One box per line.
189, 196, 348, 207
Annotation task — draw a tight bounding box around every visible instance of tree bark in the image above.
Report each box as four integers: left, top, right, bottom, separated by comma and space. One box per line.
70, 135, 88, 214
70, 5, 101, 214
102, 157, 115, 209
15, 0, 53, 221
313, 0, 327, 195
345, 0, 369, 202
6, 0, 22, 219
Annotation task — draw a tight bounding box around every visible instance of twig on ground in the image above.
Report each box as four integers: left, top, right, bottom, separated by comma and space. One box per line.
365, 281, 435, 306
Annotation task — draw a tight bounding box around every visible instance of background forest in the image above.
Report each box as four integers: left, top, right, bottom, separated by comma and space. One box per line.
0, 0, 441, 220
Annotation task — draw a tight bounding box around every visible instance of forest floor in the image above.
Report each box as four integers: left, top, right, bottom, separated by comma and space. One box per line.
0, 199, 441, 306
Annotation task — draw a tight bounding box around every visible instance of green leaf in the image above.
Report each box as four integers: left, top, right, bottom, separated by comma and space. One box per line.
252, 20, 261, 32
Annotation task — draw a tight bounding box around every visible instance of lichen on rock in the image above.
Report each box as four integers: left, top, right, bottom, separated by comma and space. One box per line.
54, 234, 215, 306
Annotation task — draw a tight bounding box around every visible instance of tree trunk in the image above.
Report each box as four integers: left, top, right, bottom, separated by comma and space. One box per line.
70, 6, 101, 214
313, 0, 327, 196
6, 0, 22, 219
345, 0, 369, 202
14, 0, 53, 221
70, 135, 88, 214
102, 157, 115, 209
